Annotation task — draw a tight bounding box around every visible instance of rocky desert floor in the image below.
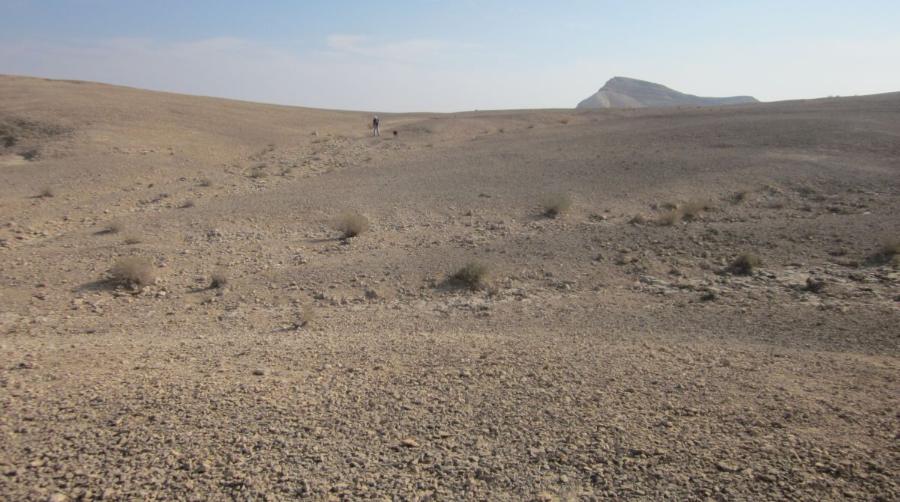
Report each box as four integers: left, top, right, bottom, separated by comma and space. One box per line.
1, 75, 898, 501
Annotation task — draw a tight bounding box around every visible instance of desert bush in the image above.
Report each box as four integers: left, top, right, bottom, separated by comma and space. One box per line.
123, 235, 142, 245
210, 270, 228, 289
198, 178, 213, 187
680, 199, 715, 221
878, 238, 899, 258
451, 261, 489, 290
559, 119, 570, 125
103, 221, 124, 234
249, 167, 268, 179
731, 189, 751, 203
657, 209, 682, 226
109, 256, 156, 288
873, 238, 900, 265
38, 187, 55, 198
542, 193, 572, 218
180, 200, 195, 209
629, 214, 647, 225
333, 212, 370, 239
728, 253, 761, 275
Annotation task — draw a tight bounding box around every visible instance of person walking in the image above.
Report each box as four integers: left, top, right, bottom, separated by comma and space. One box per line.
372, 115, 380, 137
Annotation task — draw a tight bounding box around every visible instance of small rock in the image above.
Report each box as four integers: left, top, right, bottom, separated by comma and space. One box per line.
716, 461, 740, 473
399, 438, 419, 448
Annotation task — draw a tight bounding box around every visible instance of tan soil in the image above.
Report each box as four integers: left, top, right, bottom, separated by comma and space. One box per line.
1, 75, 898, 501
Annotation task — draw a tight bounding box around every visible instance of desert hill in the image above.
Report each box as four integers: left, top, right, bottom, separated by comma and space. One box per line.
577, 76, 759, 109
1, 74, 898, 500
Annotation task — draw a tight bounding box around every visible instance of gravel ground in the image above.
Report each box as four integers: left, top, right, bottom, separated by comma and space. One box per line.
1, 75, 898, 500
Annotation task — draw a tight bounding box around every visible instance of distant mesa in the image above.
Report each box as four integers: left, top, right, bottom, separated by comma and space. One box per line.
576, 77, 758, 109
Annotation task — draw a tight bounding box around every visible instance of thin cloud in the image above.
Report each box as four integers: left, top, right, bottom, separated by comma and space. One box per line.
324, 34, 474, 64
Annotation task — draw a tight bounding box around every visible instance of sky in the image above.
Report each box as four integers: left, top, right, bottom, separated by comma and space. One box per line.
2, 0, 899, 112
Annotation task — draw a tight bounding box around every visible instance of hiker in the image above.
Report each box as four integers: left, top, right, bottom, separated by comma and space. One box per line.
372, 115, 380, 137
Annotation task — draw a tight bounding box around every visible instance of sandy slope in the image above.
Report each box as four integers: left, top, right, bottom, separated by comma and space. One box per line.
1, 75, 898, 501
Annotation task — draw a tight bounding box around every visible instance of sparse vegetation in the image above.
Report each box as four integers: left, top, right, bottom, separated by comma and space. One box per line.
731, 189, 751, 203
38, 187, 55, 198
180, 200, 195, 209
103, 221, 124, 234
451, 261, 489, 290
541, 193, 572, 218
292, 304, 315, 329
249, 166, 268, 179
680, 199, 715, 220
123, 235, 142, 245
629, 214, 647, 225
728, 253, 761, 275
873, 238, 900, 265
657, 209, 682, 226
559, 118, 570, 125
334, 212, 370, 239
109, 256, 156, 288
198, 178, 213, 187
878, 238, 899, 258
209, 270, 228, 289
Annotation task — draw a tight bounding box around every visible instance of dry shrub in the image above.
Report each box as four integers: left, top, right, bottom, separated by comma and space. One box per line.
680, 199, 715, 221
38, 187, 55, 198
874, 238, 900, 265
334, 212, 370, 239
452, 261, 489, 290
210, 270, 228, 289
732, 189, 751, 203
249, 167, 268, 179
728, 253, 761, 275
878, 238, 899, 258
104, 221, 124, 234
542, 193, 572, 218
180, 200, 195, 209
559, 119, 570, 125
198, 178, 213, 187
293, 304, 315, 329
657, 209, 682, 226
123, 235, 142, 245
629, 214, 647, 225
109, 256, 156, 288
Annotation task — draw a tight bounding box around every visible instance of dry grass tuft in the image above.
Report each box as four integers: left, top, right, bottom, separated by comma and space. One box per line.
334, 212, 370, 239
123, 235, 142, 245
680, 199, 715, 221
731, 189, 751, 203
198, 178, 213, 187
180, 200, 195, 209
629, 214, 647, 225
210, 270, 229, 289
657, 209, 682, 226
293, 304, 316, 329
542, 193, 573, 218
728, 253, 761, 275
109, 256, 156, 288
873, 238, 900, 266
103, 221, 125, 234
38, 187, 55, 198
878, 238, 900, 258
451, 261, 489, 290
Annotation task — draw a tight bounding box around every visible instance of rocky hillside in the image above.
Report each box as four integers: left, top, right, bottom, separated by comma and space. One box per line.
577, 76, 758, 109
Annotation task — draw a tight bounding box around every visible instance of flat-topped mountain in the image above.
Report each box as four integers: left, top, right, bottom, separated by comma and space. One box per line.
577, 76, 758, 109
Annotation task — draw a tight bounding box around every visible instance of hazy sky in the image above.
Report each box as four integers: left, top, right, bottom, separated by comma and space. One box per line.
2, 1, 899, 112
